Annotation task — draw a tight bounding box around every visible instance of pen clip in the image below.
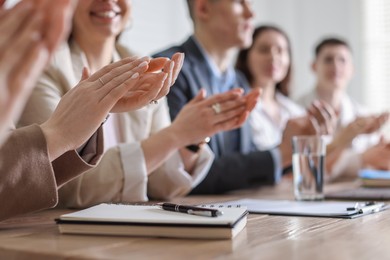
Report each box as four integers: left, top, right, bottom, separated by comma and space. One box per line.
187, 210, 214, 217
346, 202, 385, 214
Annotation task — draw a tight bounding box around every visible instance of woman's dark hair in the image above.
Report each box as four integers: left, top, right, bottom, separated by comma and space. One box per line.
235, 25, 292, 96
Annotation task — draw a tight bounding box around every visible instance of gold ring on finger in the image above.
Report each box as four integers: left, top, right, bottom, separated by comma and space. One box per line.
99, 78, 105, 86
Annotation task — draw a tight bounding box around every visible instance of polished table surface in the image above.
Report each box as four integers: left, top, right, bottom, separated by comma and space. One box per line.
1, 180, 390, 260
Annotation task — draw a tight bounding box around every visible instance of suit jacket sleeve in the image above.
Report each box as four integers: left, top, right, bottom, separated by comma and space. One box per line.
0, 124, 103, 222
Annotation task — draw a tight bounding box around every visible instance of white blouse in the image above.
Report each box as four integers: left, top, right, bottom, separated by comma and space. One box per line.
250, 92, 306, 151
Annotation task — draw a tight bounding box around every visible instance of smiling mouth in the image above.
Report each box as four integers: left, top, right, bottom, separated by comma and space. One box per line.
92, 11, 120, 19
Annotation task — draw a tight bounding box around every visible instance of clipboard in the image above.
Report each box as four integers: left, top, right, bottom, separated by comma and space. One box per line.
325, 187, 390, 200
200, 199, 389, 219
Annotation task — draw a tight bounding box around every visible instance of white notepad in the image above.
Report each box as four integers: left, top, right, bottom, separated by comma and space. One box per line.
57, 203, 248, 239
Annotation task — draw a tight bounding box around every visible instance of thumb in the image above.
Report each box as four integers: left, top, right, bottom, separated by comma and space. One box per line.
379, 135, 385, 144
189, 88, 206, 104
80, 67, 90, 82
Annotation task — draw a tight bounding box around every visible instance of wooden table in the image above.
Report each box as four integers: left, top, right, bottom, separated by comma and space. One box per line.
1, 180, 389, 260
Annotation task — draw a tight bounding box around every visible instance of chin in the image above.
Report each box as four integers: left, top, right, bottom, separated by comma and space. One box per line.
238, 38, 252, 49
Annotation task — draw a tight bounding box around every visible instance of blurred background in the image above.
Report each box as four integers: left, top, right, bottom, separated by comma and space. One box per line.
7, 0, 390, 129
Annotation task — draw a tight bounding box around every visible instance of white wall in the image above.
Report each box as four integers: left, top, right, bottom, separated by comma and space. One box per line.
121, 0, 192, 56
122, 0, 364, 102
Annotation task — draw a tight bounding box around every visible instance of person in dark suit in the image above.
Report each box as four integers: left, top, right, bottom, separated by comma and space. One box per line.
155, 0, 334, 194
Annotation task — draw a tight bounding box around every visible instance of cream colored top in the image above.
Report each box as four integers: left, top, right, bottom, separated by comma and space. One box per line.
18, 41, 214, 208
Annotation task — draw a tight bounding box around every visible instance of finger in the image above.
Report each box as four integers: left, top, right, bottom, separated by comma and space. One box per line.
213, 98, 246, 115
44, 0, 74, 52
8, 42, 48, 100
1, 11, 44, 72
90, 56, 149, 83
307, 115, 320, 135
213, 105, 246, 124
378, 113, 389, 126
153, 60, 175, 100
215, 114, 246, 132
146, 57, 169, 72
171, 52, 185, 84
188, 89, 206, 104
104, 72, 168, 111
318, 100, 336, 120
80, 67, 90, 82
98, 82, 138, 113
236, 111, 250, 128
244, 89, 261, 111
308, 102, 331, 134
0, 1, 34, 50
98, 68, 142, 98
201, 88, 244, 107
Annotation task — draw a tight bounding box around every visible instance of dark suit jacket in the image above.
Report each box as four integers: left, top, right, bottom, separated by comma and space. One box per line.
155, 36, 280, 194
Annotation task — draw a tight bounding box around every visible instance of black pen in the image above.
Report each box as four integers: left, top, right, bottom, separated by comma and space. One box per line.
158, 203, 223, 217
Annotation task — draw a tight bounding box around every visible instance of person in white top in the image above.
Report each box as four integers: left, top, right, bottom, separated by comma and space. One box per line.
235, 25, 332, 152
297, 37, 390, 179
18, 0, 257, 207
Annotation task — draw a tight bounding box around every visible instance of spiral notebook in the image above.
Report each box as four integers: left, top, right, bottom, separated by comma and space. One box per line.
56, 203, 248, 239
198, 199, 388, 219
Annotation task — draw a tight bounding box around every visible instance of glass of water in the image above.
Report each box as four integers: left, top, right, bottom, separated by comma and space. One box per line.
292, 135, 326, 201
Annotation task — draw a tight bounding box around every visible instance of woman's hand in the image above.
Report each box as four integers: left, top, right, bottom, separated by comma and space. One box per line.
362, 138, 390, 170
278, 101, 336, 168
167, 88, 260, 146
329, 112, 389, 153
40, 57, 155, 161
110, 53, 185, 112
306, 100, 337, 135
0, 0, 74, 141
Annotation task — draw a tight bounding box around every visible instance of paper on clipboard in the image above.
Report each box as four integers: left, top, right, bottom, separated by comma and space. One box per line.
200, 199, 389, 219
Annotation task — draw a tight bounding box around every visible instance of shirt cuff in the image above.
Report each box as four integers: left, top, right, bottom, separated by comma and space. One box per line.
118, 142, 148, 202
190, 145, 215, 188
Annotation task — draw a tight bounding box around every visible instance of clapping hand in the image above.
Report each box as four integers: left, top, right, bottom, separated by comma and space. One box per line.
168, 88, 260, 146
40, 57, 161, 160
111, 52, 185, 112
0, 0, 75, 143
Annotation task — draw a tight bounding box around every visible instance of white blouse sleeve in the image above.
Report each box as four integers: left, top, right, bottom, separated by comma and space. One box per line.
147, 145, 214, 199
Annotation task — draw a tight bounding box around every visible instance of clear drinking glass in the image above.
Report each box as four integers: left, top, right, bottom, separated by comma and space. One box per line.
292, 135, 326, 201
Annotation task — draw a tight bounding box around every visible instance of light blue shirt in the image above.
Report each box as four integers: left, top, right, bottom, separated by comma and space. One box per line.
192, 36, 282, 182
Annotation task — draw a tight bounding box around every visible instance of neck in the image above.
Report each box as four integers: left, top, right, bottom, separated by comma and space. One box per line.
74, 35, 116, 74
316, 83, 344, 111
194, 31, 237, 73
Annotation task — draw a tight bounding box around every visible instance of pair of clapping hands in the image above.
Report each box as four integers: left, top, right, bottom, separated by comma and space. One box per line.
280, 101, 390, 173
333, 112, 390, 170
279, 100, 338, 169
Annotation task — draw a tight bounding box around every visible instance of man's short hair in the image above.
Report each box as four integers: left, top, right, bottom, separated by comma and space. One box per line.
315, 37, 351, 57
